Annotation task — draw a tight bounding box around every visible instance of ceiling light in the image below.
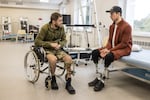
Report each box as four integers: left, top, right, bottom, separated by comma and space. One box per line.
40, 0, 49, 3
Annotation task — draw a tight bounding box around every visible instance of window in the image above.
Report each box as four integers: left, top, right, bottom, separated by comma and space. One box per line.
134, 0, 150, 33
125, 0, 150, 35
74, 0, 93, 31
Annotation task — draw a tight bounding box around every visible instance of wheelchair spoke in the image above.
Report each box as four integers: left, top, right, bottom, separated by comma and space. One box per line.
56, 65, 65, 69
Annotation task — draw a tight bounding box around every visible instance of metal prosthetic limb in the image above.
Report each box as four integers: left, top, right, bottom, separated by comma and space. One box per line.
95, 64, 109, 83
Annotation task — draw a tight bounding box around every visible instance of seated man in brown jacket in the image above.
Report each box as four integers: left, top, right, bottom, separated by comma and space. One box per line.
88, 6, 132, 91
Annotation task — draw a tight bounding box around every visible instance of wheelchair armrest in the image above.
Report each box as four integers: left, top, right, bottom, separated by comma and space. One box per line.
32, 46, 75, 62
61, 48, 69, 54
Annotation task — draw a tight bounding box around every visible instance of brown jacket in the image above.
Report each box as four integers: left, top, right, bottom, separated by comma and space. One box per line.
99, 19, 132, 60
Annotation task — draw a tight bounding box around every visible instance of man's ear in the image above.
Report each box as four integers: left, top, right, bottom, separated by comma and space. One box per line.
52, 20, 56, 24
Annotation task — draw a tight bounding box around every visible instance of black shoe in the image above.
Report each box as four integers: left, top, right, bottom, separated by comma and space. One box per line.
51, 76, 59, 90
94, 80, 104, 92
66, 78, 76, 94
88, 78, 99, 87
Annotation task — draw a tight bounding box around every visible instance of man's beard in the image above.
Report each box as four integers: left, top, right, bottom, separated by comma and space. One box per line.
54, 24, 62, 29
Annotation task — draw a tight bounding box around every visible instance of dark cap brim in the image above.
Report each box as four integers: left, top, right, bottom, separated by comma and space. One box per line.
106, 10, 111, 13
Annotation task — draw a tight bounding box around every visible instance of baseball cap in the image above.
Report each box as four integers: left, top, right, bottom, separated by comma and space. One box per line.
106, 6, 122, 14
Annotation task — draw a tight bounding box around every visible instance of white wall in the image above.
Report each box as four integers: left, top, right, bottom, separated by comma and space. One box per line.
60, 0, 147, 48
0, 7, 58, 33
59, 0, 75, 24
60, 0, 119, 28
0, 2, 59, 10
59, 0, 120, 48
95, 0, 118, 28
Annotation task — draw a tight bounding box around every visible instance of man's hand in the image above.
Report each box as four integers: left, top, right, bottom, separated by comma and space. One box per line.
50, 43, 61, 50
100, 48, 110, 54
50, 43, 58, 48
100, 48, 110, 58
55, 44, 61, 50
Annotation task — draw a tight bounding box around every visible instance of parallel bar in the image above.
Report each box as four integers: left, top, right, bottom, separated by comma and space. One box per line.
66, 24, 95, 28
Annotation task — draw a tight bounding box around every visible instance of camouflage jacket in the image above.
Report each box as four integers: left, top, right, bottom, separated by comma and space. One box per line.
35, 23, 67, 50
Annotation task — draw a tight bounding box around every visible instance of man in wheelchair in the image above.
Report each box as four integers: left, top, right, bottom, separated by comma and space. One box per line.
35, 12, 75, 94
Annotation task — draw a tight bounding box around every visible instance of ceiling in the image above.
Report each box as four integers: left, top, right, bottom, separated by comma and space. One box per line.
0, 0, 66, 9
0, 0, 63, 5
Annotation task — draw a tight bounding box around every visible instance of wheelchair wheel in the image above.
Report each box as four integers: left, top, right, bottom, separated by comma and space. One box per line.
55, 64, 65, 77
24, 50, 40, 83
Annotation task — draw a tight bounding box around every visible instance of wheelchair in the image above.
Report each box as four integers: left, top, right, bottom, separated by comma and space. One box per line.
24, 45, 76, 89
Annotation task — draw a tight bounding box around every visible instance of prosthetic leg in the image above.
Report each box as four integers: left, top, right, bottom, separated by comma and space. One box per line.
95, 64, 109, 91
89, 62, 110, 91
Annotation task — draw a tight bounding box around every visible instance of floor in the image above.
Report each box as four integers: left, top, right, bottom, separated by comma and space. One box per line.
0, 41, 150, 100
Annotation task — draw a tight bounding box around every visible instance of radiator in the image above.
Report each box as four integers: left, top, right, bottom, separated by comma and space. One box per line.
69, 33, 81, 47
133, 40, 150, 49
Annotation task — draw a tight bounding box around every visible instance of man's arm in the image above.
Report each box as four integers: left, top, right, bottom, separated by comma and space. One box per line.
34, 27, 52, 48
105, 32, 112, 50
58, 27, 67, 48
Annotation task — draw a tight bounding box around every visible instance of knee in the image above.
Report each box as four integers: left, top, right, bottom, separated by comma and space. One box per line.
63, 55, 72, 64
47, 56, 57, 63
105, 52, 114, 62
92, 49, 99, 57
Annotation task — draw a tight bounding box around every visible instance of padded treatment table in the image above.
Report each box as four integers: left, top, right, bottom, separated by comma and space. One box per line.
2, 34, 17, 40
119, 49, 150, 83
